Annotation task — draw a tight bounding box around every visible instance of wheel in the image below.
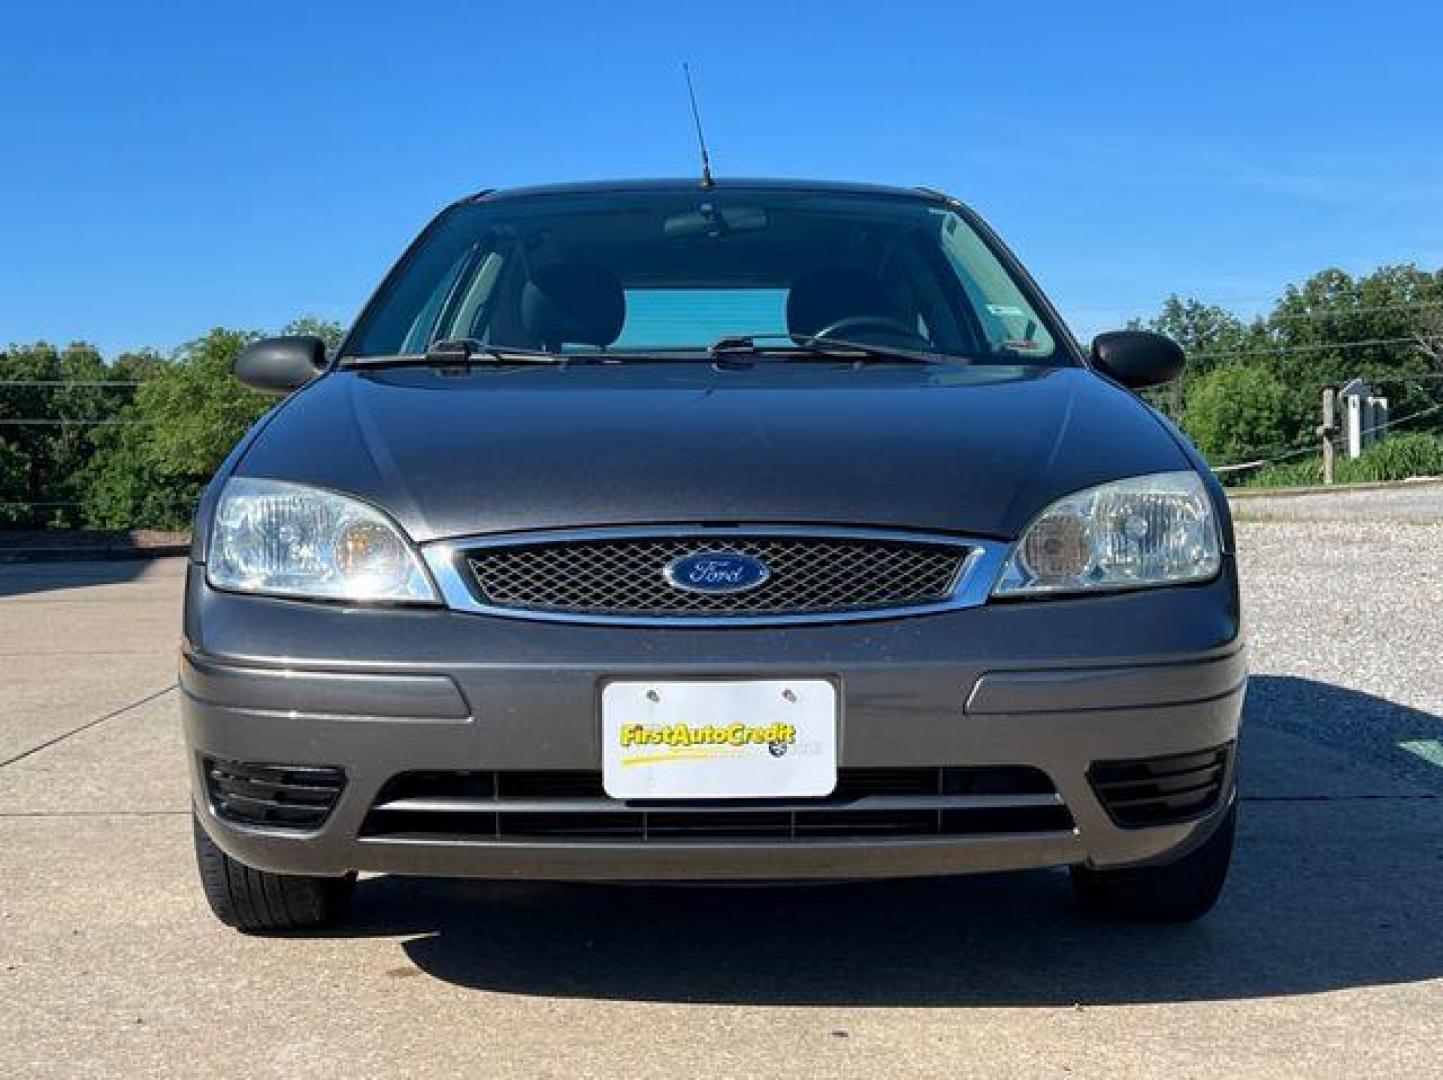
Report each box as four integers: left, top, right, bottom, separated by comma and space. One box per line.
192, 813, 355, 933
1071, 802, 1236, 922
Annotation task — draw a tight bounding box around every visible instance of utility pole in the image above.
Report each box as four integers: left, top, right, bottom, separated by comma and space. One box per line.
1317, 386, 1337, 485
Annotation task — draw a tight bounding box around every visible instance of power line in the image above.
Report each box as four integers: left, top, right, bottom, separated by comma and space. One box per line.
1191, 335, 1431, 362
1209, 431, 1325, 473
0, 418, 150, 427
1308, 371, 1443, 388
1359, 401, 1443, 436
1211, 401, 1443, 474
1068, 290, 1443, 321
1265, 297, 1443, 324
1212, 444, 1320, 475
1066, 291, 1290, 314
0, 380, 142, 388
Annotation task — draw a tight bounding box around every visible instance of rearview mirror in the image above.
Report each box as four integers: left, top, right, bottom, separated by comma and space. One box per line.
663, 202, 769, 239
235, 336, 327, 393
1090, 331, 1185, 390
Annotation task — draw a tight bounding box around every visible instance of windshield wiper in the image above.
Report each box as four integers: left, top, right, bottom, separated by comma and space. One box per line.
708, 333, 964, 366
344, 336, 968, 370
343, 339, 567, 368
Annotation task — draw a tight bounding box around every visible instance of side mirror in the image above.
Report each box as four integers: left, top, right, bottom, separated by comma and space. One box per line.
235, 336, 327, 393
1090, 330, 1185, 390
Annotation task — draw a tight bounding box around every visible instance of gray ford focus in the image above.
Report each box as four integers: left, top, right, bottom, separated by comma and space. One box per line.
183, 179, 1244, 932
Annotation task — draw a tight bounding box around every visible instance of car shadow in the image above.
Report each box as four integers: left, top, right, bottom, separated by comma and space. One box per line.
334, 676, 1442, 1006
0, 556, 174, 599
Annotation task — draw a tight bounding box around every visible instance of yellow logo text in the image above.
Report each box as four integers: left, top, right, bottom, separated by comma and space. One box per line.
619, 721, 796, 749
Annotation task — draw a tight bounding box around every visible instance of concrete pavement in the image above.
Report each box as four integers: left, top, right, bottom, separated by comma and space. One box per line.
1, 509, 1440, 1078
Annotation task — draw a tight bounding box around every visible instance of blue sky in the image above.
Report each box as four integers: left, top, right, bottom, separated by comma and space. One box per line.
3, 0, 1440, 357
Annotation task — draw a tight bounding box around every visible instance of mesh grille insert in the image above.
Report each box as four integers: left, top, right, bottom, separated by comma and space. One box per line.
463, 534, 968, 618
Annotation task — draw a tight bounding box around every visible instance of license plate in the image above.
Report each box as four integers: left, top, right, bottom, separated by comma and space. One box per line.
601, 679, 837, 800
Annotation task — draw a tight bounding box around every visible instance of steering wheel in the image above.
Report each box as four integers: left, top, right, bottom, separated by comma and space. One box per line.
808, 315, 932, 347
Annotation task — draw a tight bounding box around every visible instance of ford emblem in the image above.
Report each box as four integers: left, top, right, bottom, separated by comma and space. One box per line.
664, 551, 771, 594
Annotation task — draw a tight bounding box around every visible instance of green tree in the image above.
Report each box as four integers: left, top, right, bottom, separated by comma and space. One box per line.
0, 341, 130, 526
111, 348, 168, 382
1147, 297, 1265, 377
80, 328, 274, 530
1263, 265, 1443, 441
1181, 361, 1295, 465
4, 317, 346, 532
1159, 265, 1443, 458
1140, 297, 1271, 418
282, 316, 345, 355
0, 439, 26, 520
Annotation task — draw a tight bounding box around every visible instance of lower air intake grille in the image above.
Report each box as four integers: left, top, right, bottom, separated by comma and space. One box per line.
359, 767, 1073, 842
204, 758, 345, 830
462, 533, 968, 619
1088, 744, 1232, 828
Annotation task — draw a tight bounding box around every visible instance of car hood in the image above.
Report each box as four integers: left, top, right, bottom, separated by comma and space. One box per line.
232, 362, 1189, 543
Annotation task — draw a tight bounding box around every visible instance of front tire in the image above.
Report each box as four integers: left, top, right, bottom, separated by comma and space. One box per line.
192, 814, 354, 933
1071, 802, 1236, 922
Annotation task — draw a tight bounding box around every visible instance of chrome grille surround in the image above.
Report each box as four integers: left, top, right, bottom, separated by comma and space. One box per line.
422, 527, 1012, 627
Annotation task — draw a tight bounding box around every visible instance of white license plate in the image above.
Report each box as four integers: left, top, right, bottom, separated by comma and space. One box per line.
601, 679, 837, 800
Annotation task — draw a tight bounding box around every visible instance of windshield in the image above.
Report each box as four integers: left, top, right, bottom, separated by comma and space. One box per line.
344, 188, 1070, 365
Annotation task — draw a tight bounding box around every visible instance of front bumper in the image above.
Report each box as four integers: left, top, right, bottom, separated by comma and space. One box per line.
182, 561, 1245, 881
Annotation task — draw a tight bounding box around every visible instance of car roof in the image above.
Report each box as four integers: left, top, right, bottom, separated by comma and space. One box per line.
467, 177, 951, 204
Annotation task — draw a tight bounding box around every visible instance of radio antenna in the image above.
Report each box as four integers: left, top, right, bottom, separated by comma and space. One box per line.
682, 63, 716, 188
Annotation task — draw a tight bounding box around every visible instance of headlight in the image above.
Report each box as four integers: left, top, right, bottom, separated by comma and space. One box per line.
207, 478, 437, 603
993, 471, 1221, 597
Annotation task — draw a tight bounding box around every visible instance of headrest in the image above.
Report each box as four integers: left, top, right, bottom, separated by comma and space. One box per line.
786, 267, 902, 339
521, 262, 625, 349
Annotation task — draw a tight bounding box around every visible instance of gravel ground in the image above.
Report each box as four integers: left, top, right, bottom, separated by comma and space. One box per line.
1235, 519, 1443, 791
1231, 480, 1443, 524
1232, 486, 1443, 793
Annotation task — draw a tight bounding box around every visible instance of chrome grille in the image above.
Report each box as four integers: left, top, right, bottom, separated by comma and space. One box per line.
462, 533, 969, 618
